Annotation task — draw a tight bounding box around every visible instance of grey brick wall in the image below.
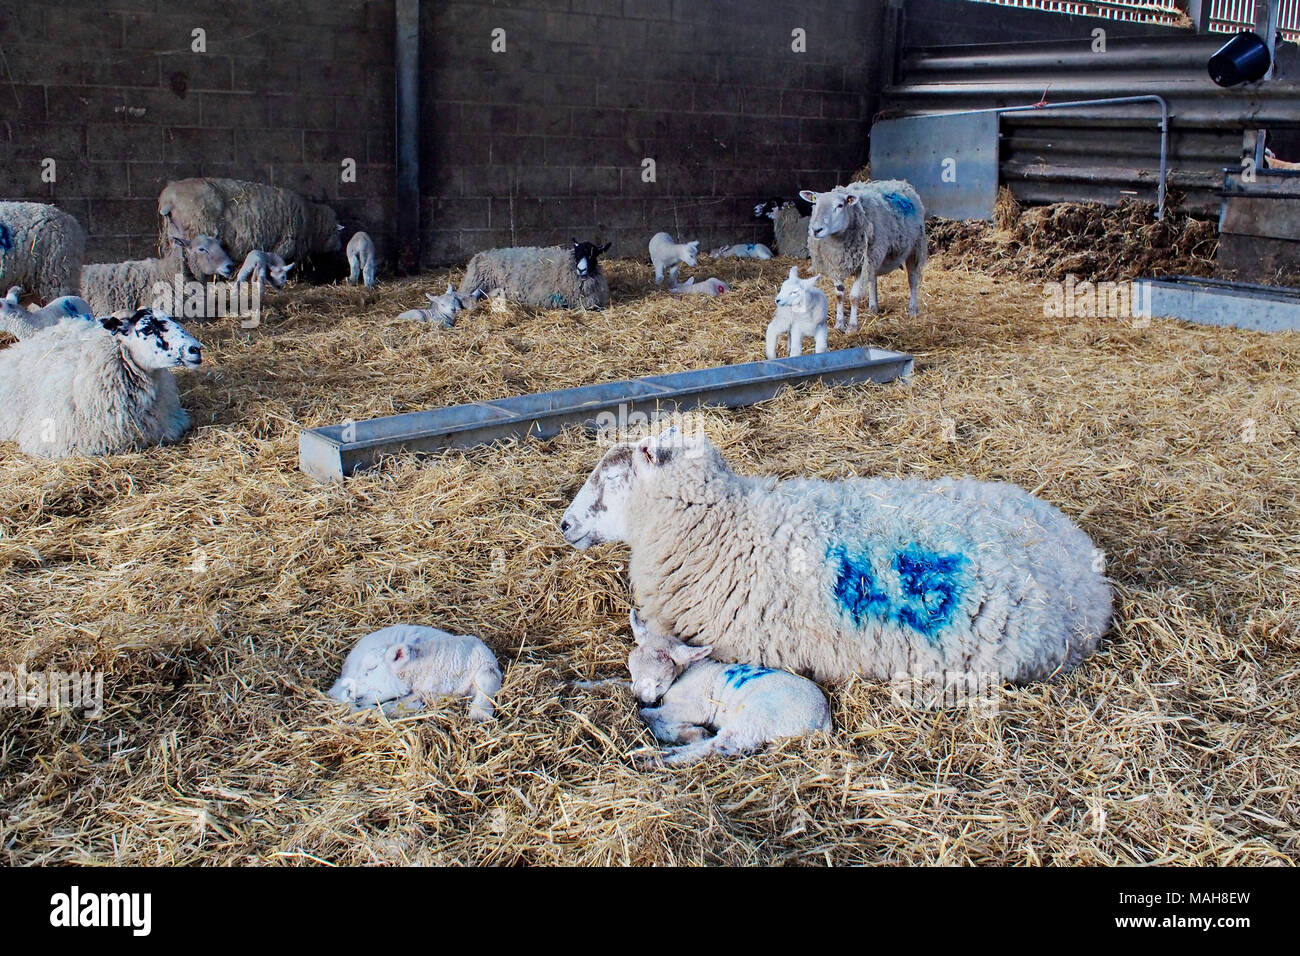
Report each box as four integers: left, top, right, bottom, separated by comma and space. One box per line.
0, 0, 396, 264
420, 0, 886, 266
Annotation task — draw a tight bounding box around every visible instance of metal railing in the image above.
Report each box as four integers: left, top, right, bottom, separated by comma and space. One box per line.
963, 0, 1300, 40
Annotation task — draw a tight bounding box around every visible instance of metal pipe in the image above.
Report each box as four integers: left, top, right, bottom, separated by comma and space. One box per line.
395, 0, 420, 273
924, 95, 1170, 219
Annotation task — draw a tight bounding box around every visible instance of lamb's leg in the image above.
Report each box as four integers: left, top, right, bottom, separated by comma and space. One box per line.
790, 329, 803, 357
814, 325, 828, 353
905, 250, 922, 317
363, 259, 376, 289
848, 277, 863, 333
639, 706, 700, 744
654, 263, 664, 285
833, 282, 846, 332
866, 268, 879, 315
466, 663, 502, 721
765, 321, 782, 360
658, 728, 757, 766
668, 264, 679, 288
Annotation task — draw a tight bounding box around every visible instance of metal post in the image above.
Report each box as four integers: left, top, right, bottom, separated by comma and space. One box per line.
395, 0, 421, 274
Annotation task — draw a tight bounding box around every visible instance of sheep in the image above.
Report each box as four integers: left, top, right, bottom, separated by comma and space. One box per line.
328, 624, 502, 721
648, 232, 699, 287
0, 202, 86, 302
346, 231, 378, 288
395, 286, 472, 327
709, 243, 773, 260
560, 429, 1113, 688
457, 239, 611, 310
1, 286, 94, 341
754, 198, 810, 259
627, 610, 831, 766
0, 308, 201, 458
766, 266, 828, 359
800, 179, 927, 330
157, 177, 342, 266
81, 234, 235, 315
668, 277, 728, 297
235, 250, 294, 291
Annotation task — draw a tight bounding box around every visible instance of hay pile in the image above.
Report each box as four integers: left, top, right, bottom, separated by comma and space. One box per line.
930, 197, 1219, 282
1, 256, 1297, 865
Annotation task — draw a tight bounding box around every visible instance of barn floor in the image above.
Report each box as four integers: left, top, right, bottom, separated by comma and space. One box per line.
1, 256, 1297, 865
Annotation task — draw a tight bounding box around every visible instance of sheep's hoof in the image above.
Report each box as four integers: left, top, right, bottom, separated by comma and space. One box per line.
833, 322, 847, 333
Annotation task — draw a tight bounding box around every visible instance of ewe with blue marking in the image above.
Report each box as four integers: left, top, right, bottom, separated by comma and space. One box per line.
563, 431, 1112, 686
0, 201, 87, 301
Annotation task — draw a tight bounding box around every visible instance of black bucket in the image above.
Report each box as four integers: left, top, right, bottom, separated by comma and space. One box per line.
1208, 31, 1271, 87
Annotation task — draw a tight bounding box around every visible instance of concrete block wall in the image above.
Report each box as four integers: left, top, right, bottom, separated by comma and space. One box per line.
0, 0, 395, 264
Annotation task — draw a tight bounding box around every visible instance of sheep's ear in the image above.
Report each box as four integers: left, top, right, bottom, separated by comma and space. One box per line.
283, 262, 295, 273
386, 643, 411, 670
445, 284, 454, 295
787, 265, 800, 280
2, 286, 19, 305
845, 194, 858, 206
170, 235, 190, 250
426, 293, 438, 304
629, 609, 646, 640
799, 189, 818, 204
598, 242, 611, 254
670, 644, 712, 666
571, 237, 580, 247
808, 273, 822, 284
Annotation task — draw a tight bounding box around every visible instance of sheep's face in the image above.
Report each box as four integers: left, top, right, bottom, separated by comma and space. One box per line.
425, 285, 466, 327
174, 233, 235, 278
571, 239, 611, 279
329, 633, 413, 709
802, 187, 858, 240
561, 443, 634, 549
754, 199, 780, 221
268, 259, 295, 288
627, 610, 712, 703
682, 241, 700, 267
105, 309, 203, 371
775, 267, 822, 310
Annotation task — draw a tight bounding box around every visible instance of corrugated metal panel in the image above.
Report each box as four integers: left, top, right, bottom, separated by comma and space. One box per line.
881, 33, 1300, 215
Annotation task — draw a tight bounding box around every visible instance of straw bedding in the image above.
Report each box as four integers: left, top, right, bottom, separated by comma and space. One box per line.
0, 254, 1296, 865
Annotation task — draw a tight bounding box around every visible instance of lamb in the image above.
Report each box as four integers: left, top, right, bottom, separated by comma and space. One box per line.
81, 234, 235, 315
709, 243, 773, 260
648, 232, 699, 287
395, 286, 472, 327
0, 308, 201, 458
328, 624, 502, 721
235, 250, 294, 291
668, 277, 728, 297
1, 286, 94, 341
346, 231, 378, 288
157, 177, 342, 266
800, 179, 927, 329
561, 429, 1113, 687
0, 202, 86, 302
628, 610, 831, 767
754, 198, 810, 259
766, 266, 828, 359
457, 239, 611, 310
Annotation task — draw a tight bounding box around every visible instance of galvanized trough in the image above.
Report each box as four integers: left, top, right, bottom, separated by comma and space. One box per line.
1136, 276, 1300, 333
299, 347, 914, 482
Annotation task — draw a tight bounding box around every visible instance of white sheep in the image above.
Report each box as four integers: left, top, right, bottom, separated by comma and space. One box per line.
709, 243, 773, 260
395, 285, 472, 327
561, 429, 1112, 687
800, 180, 927, 329
766, 266, 828, 358
0, 202, 86, 301
0, 308, 201, 458
628, 610, 831, 767
346, 231, 378, 288
328, 624, 502, 721
668, 276, 728, 297
1, 286, 94, 341
648, 232, 699, 287
754, 199, 810, 259
81, 234, 235, 315
457, 239, 611, 310
235, 250, 294, 291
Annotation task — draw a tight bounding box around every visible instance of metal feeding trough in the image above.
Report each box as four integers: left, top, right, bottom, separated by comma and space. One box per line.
299, 347, 915, 482
1135, 276, 1300, 333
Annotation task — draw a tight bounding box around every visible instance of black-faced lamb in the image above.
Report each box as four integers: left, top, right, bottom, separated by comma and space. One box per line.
328, 624, 502, 720
766, 266, 828, 358
800, 179, 927, 329
561, 429, 1112, 687
0, 202, 86, 301
457, 239, 611, 310
346, 231, 378, 288
158, 177, 342, 266
628, 610, 831, 767
0, 309, 201, 458
648, 232, 700, 287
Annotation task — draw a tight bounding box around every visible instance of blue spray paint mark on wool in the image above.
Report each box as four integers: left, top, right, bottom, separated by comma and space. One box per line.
63, 299, 79, 314
0, 223, 12, 254
722, 663, 770, 691
828, 543, 969, 646
884, 193, 915, 217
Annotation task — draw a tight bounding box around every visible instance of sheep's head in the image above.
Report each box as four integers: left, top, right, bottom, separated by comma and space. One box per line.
571, 238, 611, 279
329, 628, 420, 709
753, 198, 781, 221
173, 233, 235, 278
627, 609, 711, 703
268, 257, 295, 288
802, 186, 858, 240
425, 285, 467, 327
682, 241, 700, 267
102, 309, 202, 371
775, 266, 822, 310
